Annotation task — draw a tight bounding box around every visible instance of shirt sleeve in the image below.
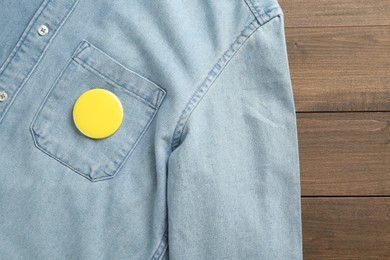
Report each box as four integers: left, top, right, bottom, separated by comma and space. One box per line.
166, 13, 303, 259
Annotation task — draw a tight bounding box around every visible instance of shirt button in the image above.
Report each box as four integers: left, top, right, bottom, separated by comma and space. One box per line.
0, 90, 8, 102
37, 24, 49, 36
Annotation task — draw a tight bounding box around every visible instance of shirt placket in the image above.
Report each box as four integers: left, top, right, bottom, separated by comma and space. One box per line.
0, 0, 79, 124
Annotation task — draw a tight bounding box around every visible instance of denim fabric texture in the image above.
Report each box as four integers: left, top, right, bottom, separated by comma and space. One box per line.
0, 0, 302, 259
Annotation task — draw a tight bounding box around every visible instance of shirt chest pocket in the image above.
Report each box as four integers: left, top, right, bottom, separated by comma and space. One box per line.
29, 40, 166, 182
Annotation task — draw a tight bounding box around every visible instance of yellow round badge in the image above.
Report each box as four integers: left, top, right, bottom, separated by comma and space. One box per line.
73, 88, 123, 139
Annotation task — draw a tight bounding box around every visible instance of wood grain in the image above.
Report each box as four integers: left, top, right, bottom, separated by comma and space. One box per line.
286, 26, 390, 112
278, 0, 390, 257
279, 0, 390, 27
302, 197, 390, 259
297, 112, 390, 196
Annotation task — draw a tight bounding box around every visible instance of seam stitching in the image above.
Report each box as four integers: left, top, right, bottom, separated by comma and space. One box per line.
74, 39, 168, 96
151, 230, 168, 260
0, 0, 51, 75
244, 0, 266, 24
0, 0, 81, 124
169, 18, 261, 152
244, 0, 284, 25
73, 57, 158, 109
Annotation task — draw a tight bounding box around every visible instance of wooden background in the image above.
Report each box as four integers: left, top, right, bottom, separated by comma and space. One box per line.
278, 0, 390, 259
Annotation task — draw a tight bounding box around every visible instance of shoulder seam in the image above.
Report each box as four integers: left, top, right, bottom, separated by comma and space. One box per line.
244, 0, 284, 25
170, 17, 261, 152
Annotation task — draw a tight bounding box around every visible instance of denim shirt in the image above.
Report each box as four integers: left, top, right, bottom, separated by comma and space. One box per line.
0, 0, 303, 259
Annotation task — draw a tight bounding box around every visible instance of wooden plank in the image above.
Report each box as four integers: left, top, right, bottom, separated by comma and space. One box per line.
297, 112, 390, 196
302, 197, 390, 259
286, 26, 390, 112
279, 0, 390, 27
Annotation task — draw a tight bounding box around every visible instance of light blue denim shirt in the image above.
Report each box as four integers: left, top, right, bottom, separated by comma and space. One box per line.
0, 0, 303, 259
